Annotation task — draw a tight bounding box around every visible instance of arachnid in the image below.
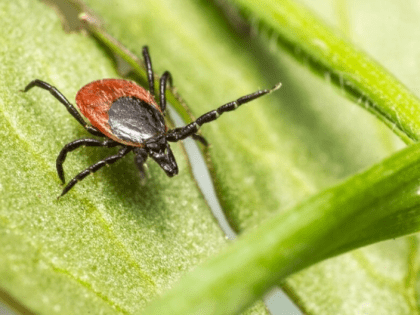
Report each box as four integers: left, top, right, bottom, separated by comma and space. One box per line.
23, 46, 281, 197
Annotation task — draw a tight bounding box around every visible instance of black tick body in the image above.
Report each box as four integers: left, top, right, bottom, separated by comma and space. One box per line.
23, 46, 281, 197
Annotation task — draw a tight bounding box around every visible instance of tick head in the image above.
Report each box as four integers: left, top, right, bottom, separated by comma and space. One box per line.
146, 138, 178, 177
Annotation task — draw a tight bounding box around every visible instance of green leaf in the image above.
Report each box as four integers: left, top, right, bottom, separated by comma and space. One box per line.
228, 0, 420, 144
2, 0, 420, 314
0, 1, 232, 314
142, 142, 420, 315
78, 0, 420, 314
277, 1, 420, 313
81, 0, 402, 232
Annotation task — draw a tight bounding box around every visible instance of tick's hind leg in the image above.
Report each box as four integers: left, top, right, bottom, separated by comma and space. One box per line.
23, 79, 104, 137
56, 138, 120, 184
191, 134, 208, 146
59, 146, 132, 198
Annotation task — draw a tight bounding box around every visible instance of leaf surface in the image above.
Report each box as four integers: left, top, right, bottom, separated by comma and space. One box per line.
0, 1, 234, 313
2, 0, 420, 314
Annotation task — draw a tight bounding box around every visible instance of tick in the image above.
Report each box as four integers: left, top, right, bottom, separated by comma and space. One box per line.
23, 46, 281, 197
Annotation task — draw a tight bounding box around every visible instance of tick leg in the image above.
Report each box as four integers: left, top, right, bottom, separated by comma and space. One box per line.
142, 46, 155, 97
133, 147, 148, 179
159, 71, 172, 113
59, 146, 132, 198
191, 134, 208, 146
166, 83, 281, 142
56, 138, 120, 184
23, 79, 104, 137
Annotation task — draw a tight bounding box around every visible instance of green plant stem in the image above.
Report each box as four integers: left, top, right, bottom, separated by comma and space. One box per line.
228, 0, 420, 144
142, 142, 420, 315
